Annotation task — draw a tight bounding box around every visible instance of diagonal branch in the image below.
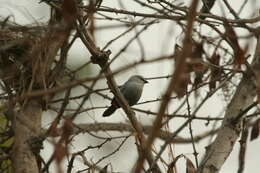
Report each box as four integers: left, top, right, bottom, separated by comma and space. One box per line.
77, 17, 161, 172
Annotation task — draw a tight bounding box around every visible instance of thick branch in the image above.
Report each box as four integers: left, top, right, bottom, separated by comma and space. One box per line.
198, 28, 260, 173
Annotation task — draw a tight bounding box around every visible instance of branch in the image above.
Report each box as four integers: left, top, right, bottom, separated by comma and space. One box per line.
45, 122, 218, 144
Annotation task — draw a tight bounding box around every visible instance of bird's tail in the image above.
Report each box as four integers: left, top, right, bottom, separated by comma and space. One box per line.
103, 105, 117, 117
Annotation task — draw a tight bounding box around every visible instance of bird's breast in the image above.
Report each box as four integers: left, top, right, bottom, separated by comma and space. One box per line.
121, 83, 143, 106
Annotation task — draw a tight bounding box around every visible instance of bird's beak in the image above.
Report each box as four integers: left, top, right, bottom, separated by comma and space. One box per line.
144, 79, 149, 83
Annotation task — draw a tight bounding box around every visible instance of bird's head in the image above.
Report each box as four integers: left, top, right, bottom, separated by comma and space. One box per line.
128, 75, 149, 84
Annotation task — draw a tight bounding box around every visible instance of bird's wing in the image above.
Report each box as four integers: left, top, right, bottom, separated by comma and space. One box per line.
109, 84, 125, 107
108, 85, 123, 93
118, 85, 124, 90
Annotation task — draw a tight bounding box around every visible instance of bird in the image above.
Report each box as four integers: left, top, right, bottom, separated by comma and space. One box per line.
103, 75, 148, 117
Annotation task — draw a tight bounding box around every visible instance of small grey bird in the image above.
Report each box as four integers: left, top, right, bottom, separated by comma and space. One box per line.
103, 75, 148, 117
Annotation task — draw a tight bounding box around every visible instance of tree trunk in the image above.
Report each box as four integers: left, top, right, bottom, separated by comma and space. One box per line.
12, 101, 42, 173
